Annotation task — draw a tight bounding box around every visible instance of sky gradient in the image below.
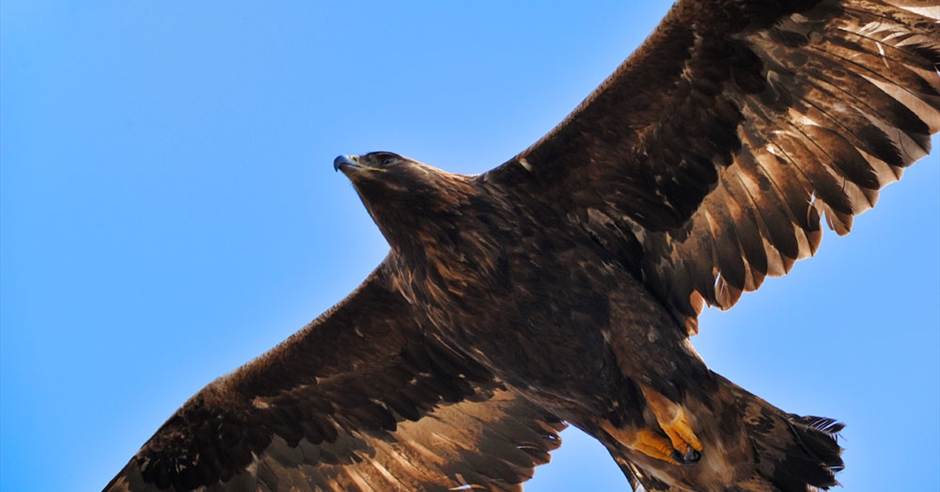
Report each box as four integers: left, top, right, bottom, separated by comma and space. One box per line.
2, 2, 938, 491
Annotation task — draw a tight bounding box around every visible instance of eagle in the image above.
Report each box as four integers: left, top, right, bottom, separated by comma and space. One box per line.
105, 1, 939, 491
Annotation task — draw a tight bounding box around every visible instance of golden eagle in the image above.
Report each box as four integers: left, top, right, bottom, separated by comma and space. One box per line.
105, 1, 939, 491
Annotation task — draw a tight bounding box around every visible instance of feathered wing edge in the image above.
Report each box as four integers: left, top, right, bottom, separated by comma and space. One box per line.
484, 0, 939, 335
104, 259, 565, 492
643, 0, 940, 333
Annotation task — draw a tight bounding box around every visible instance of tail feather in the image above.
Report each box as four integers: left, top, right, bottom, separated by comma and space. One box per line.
603, 373, 843, 492
726, 374, 844, 492
733, 383, 844, 492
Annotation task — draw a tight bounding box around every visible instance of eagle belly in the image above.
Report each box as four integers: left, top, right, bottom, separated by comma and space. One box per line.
395, 216, 708, 430
394, 219, 841, 491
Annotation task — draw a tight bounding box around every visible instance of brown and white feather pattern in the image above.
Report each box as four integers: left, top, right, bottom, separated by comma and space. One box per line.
657, 0, 938, 329
104, 263, 564, 492
107, 387, 561, 492
488, 0, 939, 334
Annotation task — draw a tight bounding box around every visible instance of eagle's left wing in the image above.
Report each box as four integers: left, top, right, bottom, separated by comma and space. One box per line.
104, 260, 564, 492
484, 0, 939, 333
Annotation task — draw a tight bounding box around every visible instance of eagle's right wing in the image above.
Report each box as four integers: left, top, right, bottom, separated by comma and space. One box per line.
104, 258, 564, 492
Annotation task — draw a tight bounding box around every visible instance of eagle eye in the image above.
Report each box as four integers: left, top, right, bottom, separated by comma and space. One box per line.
381, 156, 398, 166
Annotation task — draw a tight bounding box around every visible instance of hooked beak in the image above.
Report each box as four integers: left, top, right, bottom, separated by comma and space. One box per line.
333, 155, 359, 172
334, 154, 387, 176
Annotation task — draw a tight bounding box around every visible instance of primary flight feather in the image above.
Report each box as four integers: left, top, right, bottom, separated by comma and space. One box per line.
105, 1, 939, 491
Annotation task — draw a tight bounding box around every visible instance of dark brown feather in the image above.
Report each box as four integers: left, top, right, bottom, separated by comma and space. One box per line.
104, 263, 564, 492
106, 2, 938, 491
486, 0, 939, 331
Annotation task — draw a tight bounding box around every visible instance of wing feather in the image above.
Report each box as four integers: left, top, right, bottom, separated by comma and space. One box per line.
104, 259, 564, 492
484, 0, 939, 334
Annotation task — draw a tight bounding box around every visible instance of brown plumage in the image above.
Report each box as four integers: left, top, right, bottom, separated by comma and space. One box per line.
105, 1, 939, 491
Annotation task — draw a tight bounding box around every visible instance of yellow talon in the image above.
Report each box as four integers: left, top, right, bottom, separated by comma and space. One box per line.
633, 429, 683, 466
640, 384, 704, 464
599, 386, 705, 466
664, 407, 703, 454
600, 421, 682, 466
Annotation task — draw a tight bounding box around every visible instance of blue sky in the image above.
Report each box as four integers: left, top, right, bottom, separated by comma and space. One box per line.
1, 2, 937, 491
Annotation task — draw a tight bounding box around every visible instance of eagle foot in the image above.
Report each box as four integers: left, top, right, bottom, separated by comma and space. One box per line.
639, 384, 703, 464
601, 423, 691, 466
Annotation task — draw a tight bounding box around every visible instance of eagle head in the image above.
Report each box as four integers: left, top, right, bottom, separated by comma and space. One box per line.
333, 152, 477, 257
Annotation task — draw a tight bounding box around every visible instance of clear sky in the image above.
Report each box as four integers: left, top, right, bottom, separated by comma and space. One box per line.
1, 2, 937, 491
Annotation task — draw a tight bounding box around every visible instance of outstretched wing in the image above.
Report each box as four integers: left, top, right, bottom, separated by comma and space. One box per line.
484, 0, 939, 333
104, 259, 564, 492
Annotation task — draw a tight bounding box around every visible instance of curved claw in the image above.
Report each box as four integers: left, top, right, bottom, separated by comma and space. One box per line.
670, 447, 702, 466
601, 423, 685, 466
640, 384, 704, 462
599, 386, 706, 466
